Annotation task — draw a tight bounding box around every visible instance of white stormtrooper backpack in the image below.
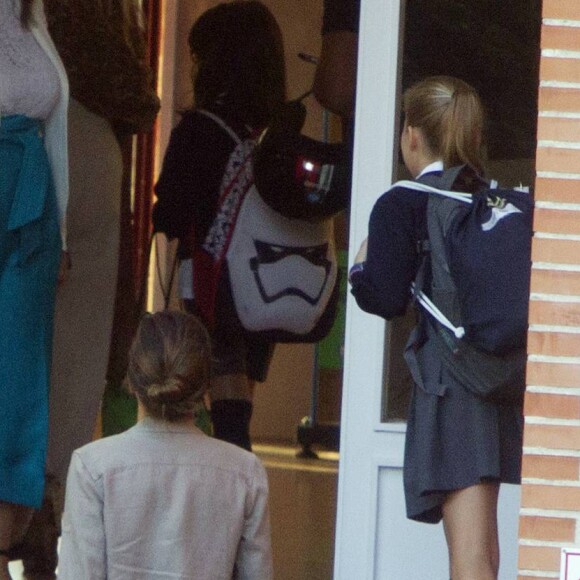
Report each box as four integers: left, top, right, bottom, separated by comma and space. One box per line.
194, 110, 339, 343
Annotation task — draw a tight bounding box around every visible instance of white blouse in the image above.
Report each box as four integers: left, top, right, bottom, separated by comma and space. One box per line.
0, 0, 60, 119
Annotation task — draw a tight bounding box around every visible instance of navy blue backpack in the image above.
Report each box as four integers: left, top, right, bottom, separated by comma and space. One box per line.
396, 166, 534, 402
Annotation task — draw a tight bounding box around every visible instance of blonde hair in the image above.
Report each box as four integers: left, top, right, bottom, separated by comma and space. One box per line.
127, 311, 211, 422
403, 76, 485, 174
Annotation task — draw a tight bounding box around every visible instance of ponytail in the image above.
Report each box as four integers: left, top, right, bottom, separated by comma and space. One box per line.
404, 76, 485, 174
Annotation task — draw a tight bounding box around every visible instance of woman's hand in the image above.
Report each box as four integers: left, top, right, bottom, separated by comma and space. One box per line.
58, 251, 72, 286
354, 238, 368, 264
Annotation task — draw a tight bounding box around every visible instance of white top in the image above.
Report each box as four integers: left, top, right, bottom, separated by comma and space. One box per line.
0, 0, 60, 119
2, 0, 70, 246
58, 417, 273, 580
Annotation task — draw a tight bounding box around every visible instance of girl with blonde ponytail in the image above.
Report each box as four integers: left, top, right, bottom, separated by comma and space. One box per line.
350, 76, 523, 580
403, 75, 485, 174
58, 311, 273, 579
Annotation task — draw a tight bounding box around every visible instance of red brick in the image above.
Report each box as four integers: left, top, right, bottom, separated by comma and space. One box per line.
528, 330, 580, 358
542, 24, 580, 52
537, 146, 580, 174
518, 544, 561, 572
529, 300, 580, 328
531, 268, 580, 295
534, 208, 580, 236
523, 423, 580, 450
524, 391, 580, 421
542, 0, 580, 21
527, 357, 580, 387
535, 177, 580, 204
519, 515, 576, 542
537, 116, 580, 144
522, 483, 580, 511
519, 576, 561, 580
532, 237, 580, 265
541, 57, 580, 84
522, 453, 580, 480
538, 87, 580, 114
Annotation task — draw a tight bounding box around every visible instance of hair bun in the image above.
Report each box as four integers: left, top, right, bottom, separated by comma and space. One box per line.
146, 378, 186, 403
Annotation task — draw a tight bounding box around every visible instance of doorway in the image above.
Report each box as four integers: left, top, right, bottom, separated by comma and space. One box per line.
336, 0, 541, 578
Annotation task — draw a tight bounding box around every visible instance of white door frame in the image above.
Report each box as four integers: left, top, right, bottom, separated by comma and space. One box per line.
334, 0, 406, 577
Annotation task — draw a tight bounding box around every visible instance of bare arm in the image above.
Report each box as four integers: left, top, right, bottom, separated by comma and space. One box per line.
313, 29, 358, 119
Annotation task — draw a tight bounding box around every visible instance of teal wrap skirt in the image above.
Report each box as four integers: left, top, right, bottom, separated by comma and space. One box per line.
0, 115, 61, 508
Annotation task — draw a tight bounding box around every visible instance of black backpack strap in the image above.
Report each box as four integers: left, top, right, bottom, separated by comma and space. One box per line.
419, 164, 488, 193
438, 165, 466, 190
410, 171, 464, 329
197, 109, 244, 145
411, 170, 445, 302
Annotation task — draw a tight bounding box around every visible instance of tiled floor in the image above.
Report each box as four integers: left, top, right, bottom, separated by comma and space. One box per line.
256, 444, 338, 580
8, 443, 338, 580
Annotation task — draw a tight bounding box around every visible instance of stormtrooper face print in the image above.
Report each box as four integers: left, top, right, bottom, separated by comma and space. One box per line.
249, 240, 332, 305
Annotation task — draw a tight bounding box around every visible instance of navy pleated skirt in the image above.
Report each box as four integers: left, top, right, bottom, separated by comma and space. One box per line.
0, 115, 61, 508
403, 331, 524, 524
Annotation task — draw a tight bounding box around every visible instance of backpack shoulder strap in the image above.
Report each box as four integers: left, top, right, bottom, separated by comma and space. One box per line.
197, 109, 243, 145
393, 177, 467, 338
391, 179, 473, 204
438, 165, 466, 190
198, 110, 257, 263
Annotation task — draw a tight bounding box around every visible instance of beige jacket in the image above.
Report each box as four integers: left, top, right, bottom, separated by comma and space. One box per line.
58, 418, 273, 580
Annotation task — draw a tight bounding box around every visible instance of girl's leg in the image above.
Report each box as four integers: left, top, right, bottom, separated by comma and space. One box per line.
210, 373, 254, 451
0, 501, 15, 580
0, 501, 34, 580
442, 482, 500, 580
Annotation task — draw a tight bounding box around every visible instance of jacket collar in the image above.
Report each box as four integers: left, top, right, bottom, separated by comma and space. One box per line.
136, 415, 206, 437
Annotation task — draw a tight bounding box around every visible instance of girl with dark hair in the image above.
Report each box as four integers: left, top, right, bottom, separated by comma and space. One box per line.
58, 311, 273, 579
350, 76, 523, 580
153, 1, 287, 451
0, 0, 69, 577
188, 0, 286, 128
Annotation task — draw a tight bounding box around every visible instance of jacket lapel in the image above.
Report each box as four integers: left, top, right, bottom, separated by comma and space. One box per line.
29, 0, 69, 99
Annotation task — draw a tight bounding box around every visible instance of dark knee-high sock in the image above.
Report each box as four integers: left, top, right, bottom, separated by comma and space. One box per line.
211, 399, 253, 451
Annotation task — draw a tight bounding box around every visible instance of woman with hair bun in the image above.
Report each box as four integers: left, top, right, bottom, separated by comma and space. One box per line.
350, 76, 523, 580
57, 311, 273, 580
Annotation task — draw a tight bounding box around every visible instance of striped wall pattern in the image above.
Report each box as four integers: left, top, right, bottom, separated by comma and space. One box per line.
519, 2, 580, 578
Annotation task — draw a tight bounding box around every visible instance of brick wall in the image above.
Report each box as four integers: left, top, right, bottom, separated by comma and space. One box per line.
519, 1, 580, 578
